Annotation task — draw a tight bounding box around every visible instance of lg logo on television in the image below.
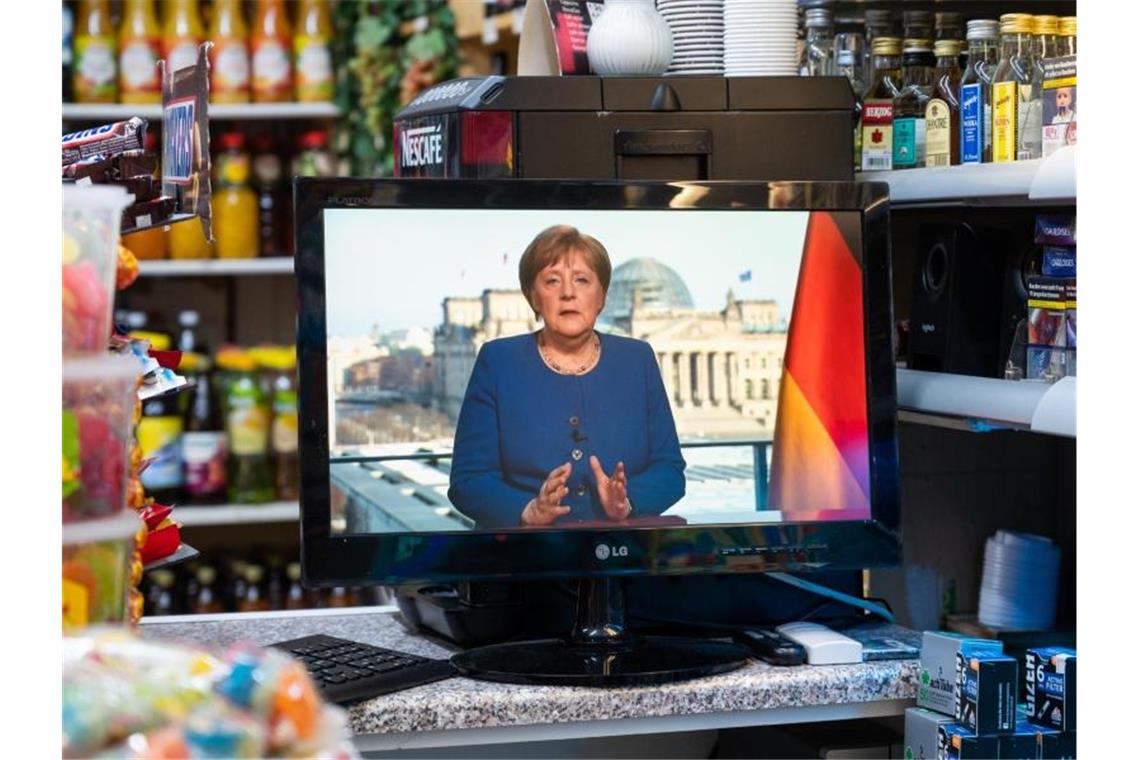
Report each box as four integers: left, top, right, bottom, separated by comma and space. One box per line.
595, 544, 629, 561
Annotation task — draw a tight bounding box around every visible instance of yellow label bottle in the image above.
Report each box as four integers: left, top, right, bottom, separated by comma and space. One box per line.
74, 0, 117, 103
209, 0, 251, 103
119, 0, 161, 104
295, 0, 334, 102
252, 0, 294, 103
163, 0, 205, 75
991, 14, 1034, 163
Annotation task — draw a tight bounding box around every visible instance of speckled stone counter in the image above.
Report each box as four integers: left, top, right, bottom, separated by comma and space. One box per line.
140, 607, 919, 748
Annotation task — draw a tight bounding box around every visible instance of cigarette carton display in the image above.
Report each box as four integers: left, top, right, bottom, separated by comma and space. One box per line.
1042, 56, 1077, 158
918, 632, 1003, 716
955, 651, 1017, 735
905, 706, 954, 760
937, 722, 999, 760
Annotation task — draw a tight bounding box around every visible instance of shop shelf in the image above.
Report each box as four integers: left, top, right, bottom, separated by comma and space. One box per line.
63, 102, 340, 121
176, 501, 299, 527
137, 258, 294, 277
861, 145, 1075, 207
896, 368, 1075, 438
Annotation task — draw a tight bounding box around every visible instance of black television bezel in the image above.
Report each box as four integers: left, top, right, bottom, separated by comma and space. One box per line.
295, 178, 899, 587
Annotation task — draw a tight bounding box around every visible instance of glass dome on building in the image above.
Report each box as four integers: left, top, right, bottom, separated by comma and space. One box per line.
600, 258, 694, 323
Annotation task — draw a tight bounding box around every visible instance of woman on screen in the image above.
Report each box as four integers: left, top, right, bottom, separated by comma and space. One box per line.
448, 225, 686, 529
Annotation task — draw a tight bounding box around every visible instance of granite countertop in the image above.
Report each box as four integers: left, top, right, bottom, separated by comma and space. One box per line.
140, 608, 920, 737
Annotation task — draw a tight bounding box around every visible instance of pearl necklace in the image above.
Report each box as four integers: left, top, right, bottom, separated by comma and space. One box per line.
539, 332, 600, 375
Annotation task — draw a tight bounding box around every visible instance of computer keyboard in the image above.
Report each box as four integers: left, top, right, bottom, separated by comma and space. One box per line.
270, 634, 455, 705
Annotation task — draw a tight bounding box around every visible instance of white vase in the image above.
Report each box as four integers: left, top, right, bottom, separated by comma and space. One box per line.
586, 0, 674, 77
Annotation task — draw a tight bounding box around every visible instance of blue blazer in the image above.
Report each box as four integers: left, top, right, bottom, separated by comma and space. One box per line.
448, 331, 686, 529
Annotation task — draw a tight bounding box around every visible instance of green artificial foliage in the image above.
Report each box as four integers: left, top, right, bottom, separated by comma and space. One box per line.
333, 1, 460, 176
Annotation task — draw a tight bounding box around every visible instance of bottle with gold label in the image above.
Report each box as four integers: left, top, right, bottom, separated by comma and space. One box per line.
252, 0, 294, 103
860, 37, 903, 171
163, 0, 205, 75
119, 0, 162, 104
295, 0, 334, 102
892, 39, 935, 170
1057, 17, 1076, 57
991, 14, 1035, 163
208, 0, 251, 104
1018, 15, 1058, 161
926, 40, 961, 167
74, 0, 117, 103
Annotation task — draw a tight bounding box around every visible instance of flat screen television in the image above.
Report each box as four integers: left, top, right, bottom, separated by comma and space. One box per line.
295, 179, 899, 685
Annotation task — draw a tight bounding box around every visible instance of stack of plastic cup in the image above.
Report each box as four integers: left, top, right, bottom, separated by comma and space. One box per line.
977, 530, 1062, 631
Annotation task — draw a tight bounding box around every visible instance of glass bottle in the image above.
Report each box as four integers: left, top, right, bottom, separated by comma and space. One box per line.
926, 40, 961, 167
213, 133, 260, 259
218, 349, 275, 504
1057, 17, 1076, 57
992, 14, 1035, 163
226, 558, 249, 610
959, 20, 1000, 164
1033, 15, 1059, 65
935, 12, 964, 42
163, 0, 205, 75
169, 218, 213, 259
119, 0, 162, 104
892, 40, 935, 170
238, 565, 270, 612
293, 130, 337, 177
862, 9, 895, 77
252, 0, 294, 103
860, 37, 903, 171
208, 0, 251, 104
251, 135, 292, 257
74, 0, 117, 103
295, 0, 334, 102
1019, 15, 1058, 163
799, 8, 834, 77
145, 570, 178, 616
63, 3, 74, 101
268, 352, 299, 501
193, 565, 225, 614
902, 10, 934, 43
285, 562, 308, 609
834, 22, 866, 173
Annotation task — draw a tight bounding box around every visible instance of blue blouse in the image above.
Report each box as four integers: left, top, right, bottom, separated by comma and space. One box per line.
448, 331, 686, 529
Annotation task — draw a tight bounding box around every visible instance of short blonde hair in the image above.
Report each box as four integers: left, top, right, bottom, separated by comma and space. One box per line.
518, 225, 612, 316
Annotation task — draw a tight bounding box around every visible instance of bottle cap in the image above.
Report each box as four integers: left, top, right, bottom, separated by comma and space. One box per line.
244, 565, 264, 584
197, 565, 217, 585
804, 8, 833, 28
934, 40, 962, 58
966, 19, 1000, 41
1059, 17, 1077, 37
299, 130, 329, 151
1000, 13, 1034, 35
218, 132, 246, 151
287, 562, 302, 581
179, 310, 200, 327
872, 37, 902, 55
935, 12, 964, 32
865, 9, 893, 27
152, 569, 175, 588
1033, 15, 1059, 36
902, 38, 934, 53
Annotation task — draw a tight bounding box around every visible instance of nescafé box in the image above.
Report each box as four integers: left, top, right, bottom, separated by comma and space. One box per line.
937, 722, 999, 760
918, 631, 1003, 716
955, 651, 1018, 735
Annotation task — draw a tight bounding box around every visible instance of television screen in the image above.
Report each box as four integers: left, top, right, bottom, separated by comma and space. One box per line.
323, 207, 871, 534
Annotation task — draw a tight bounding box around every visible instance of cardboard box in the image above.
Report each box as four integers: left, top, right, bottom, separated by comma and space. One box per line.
1027, 647, 1077, 732
918, 632, 1003, 716
956, 652, 1018, 735
937, 723, 999, 760
999, 719, 1043, 760
1039, 729, 1076, 759
905, 706, 953, 760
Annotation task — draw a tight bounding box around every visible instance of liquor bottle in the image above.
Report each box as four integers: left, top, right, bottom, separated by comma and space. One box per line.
860, 37, 903, 171
992, 14, 1035, 163
862, 9, 895, 80
799, 8, 833, 77
959, 20, 1000, 164
285, 562, 308, 609
925, 40, 961, 167
238, 565, 271, 612
145, 569, 178, 616
119, 0, 162, 104
193, 565, 225, 614
1057, 17, 1076, 57
892, 40, 935, 170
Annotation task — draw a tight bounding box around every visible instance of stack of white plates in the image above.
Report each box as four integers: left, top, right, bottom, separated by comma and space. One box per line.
977, 531, 1062, 631
658, 0, 725, 75
723, 0, 798, 76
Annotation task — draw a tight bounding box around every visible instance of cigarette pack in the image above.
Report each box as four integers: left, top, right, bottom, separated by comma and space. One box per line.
1027, 647, 1077, 732
918, 631, 1003, 716
998, 718, 1043, 760
937, 722, 999, 760
1042, 56, 1077, 158
1042, 246, 1076, 278
1027, 277, 1068, 348
904, 706, 954, 760
1034, 215, 1077, 247
955, 651, 1017, 735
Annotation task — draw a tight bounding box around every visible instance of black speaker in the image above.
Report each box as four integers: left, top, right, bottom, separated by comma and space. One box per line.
998, 239, 1044, 376
908, 221, 1006, 377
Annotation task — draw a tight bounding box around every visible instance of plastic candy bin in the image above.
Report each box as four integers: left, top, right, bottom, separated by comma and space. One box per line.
63, 185, 131, 355
62, 511, 141, 631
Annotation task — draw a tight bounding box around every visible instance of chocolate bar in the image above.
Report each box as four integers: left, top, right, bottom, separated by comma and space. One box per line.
63, 151, 158, 183
62, 117, 147, 167
121, 196, 176, 233
118, 175, 159, 203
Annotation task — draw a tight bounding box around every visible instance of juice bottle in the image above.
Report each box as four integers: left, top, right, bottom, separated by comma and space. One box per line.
74, 0, 117, 103
217, 348, 275, 504
169, 219, 213, 259
119, 0, 162, 104
252, 0, 293, 103
209, 0, 251, 104
213, 133, 260, 259
163, 0, 205, 75
295, 0, 334, 102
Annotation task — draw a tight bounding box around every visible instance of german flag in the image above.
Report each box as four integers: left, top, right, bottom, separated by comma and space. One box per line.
769, 212, 871, 520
